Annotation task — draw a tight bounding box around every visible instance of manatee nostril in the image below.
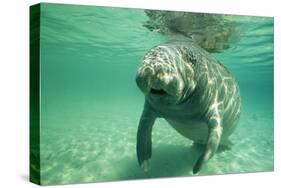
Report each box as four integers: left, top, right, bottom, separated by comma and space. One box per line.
143, 66, 154, 76
154, 63, 163, 73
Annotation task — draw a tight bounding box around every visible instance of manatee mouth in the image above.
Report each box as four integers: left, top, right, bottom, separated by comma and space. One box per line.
150, 88, 167, 95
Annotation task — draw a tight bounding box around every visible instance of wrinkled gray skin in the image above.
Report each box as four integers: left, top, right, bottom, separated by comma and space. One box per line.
136, 40, 241, 174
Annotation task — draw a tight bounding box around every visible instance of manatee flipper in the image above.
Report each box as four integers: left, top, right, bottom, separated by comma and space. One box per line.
193, 102, 223, 174
217, 140, 233, 153
137, 101, 156, 172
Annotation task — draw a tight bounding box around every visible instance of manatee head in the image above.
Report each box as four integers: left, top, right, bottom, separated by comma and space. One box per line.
136, 45, 196, 104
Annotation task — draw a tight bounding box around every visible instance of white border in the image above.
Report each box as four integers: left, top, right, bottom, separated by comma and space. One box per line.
0, 0, 280, 188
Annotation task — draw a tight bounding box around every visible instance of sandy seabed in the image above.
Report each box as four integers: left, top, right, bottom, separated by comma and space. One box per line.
39, 104, 273, 185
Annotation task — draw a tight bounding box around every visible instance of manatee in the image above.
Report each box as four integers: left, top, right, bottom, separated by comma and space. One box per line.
136, 39, 241, 174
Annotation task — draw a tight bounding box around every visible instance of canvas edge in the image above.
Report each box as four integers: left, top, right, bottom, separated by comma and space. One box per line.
29, 3, 41, 185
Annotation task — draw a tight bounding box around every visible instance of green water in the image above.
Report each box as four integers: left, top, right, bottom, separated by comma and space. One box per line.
38, 3, 273, 185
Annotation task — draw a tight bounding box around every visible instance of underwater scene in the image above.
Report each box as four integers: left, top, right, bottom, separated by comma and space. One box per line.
36, 3, 273, 185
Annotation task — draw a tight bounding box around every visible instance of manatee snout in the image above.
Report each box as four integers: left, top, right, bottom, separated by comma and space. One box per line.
136, 66, 154, 93
136, 63, 181, 97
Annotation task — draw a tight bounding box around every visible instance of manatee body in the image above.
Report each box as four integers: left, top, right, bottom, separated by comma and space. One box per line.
136, 40, 241, 174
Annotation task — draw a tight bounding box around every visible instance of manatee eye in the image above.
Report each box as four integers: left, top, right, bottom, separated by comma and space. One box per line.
187, 51, 197, 66
181, 47, 197, 66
